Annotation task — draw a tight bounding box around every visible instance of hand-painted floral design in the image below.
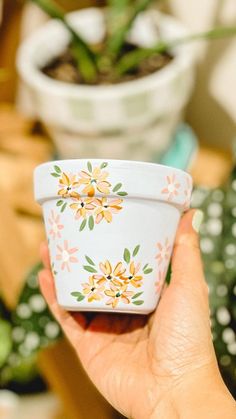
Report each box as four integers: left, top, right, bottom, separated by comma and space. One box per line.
161, 174, 180, 201
48, 210, 64, 240
56, 240, 79, 272
156, 238, 171, 266
78, 164, 111, 197
105, 284, 134, 308
50, 162, 128, 231
71, 245, 153, 308
183, 176, 192, 210
94, 197, 123, 224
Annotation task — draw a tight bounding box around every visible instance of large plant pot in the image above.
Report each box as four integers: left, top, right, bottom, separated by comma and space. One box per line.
17, 8, 195, 161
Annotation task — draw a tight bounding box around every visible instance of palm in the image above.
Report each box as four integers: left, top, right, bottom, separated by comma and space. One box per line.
68, 278, 212, 419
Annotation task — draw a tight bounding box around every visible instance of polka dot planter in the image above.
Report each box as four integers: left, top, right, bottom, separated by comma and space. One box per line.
34, 159, 192, 314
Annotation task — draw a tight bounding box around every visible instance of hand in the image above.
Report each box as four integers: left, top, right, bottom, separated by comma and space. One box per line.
39, 210, 236, 419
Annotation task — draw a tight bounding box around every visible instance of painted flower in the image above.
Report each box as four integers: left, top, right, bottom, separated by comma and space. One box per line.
93, 260, 126, 286
105, 283, 134, 308
94, 197, 123, 224
122, 261, 143, 288
161, 174, 180, 201
56, 240, 78, 272
58, 172, 79, 197
48, 210, 64, 239
156, 238, 171, 266
155, 269, 167, 294
82, 276, 105, 302
183, 176, 192, 210
78, 166, 111, 197
69, 193, 96, 220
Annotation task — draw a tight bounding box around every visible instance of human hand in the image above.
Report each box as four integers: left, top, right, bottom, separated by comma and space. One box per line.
39, 210, 236, 418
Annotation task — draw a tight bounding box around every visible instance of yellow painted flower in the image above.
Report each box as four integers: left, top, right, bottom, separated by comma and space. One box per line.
78, 166, 111, 197
122, 261, 143, 288
69, 193, 96, 220
93, 260, 125, 286
82, 276, 105, 302
58, 172, 79, 197
94, 197, 123, 224
105, 283, 134, 308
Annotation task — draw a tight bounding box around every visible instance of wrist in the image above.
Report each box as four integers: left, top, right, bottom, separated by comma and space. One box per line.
171, 364, 236, 419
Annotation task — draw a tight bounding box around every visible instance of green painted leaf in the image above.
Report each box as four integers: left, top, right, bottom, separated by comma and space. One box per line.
56, 200, 63, 206
87, 161, 92, 173
80, 219, 87, 231
112, 183, 122, 193
100, 162, 108, 169
132, 300, 144, 306
132, 245, 140, 257
132, 292, 143, 300
117, 191, 128, 196
61, 202, 67, 213
88, 215, 94, 230
123, 248, 130, 263
51, 173, 60, 178
83, 265, 97, 273
71, 292, 82, 297
71, 292, 85, 302
85, 255, 95, 266
54, 165, 61, 174
143, 263, 148, 271
144, 268, 153, 274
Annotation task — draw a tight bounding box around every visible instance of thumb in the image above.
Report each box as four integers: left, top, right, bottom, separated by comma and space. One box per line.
171, 209, 206, 290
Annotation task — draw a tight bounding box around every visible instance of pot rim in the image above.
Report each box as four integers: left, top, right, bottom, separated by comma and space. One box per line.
34, 158, 193, 210
17, 8, 195, 99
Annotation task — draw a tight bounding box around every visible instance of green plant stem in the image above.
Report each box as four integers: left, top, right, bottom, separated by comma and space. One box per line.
30, 0, 98, 82
106, 0, 152, 59
115, 25, 236, 76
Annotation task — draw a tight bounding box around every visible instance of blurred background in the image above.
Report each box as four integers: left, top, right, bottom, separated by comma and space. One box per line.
0, 0, 236, 418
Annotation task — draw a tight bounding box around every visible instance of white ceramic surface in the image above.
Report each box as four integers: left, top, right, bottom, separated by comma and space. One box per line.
18, 8, 196, 161
35, 159, 192, 314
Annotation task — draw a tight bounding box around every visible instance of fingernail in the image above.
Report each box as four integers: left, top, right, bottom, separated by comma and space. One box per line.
192, 210, 204, 233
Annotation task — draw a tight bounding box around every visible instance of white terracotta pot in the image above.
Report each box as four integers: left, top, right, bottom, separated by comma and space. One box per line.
35, 159, 192, 314
17, 8, 195, 161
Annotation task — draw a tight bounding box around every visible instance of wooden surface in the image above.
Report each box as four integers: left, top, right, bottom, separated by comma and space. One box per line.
0, 104, 233, 419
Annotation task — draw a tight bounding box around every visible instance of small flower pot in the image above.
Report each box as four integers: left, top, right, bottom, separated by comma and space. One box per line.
18, 8, 195, 161
34, 159, 192, 314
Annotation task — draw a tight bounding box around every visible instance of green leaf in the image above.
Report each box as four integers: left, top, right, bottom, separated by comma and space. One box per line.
117, 191, 128, 196
54, 165, 61, 174
123, 248, 130, 264
132, 300, 144, 306
143, 263, 148, 271
83, 265, 97, 273
71, 292, 85, 302
51, 173, 60, 178
132, 292, 143, 300
100, 162, 108, 169
61, 202, 67, 213
132, 245, 140, 257
56, 200, 63, 206
80, 219, 87, 231
0, 320, 12, 368
85, 255, 95, 266
112, 183, 122, 193
87, 161, 92, 173
144, 268, 153, 274
88, 215, 94, 230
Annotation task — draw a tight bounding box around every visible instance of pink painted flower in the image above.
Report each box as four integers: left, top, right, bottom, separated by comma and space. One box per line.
156, 238, 171, 266
161, 174, 180, 201
183, 176, 192, 210
56, 240, 78, 272
48, 210, 64, 240
155, 269, 167, 295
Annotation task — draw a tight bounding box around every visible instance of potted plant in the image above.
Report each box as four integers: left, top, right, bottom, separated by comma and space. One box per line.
17, 0, 236, 160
